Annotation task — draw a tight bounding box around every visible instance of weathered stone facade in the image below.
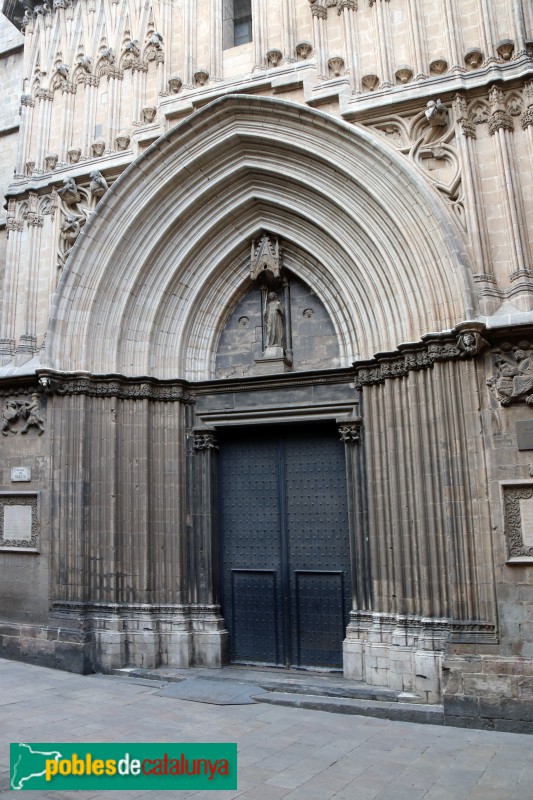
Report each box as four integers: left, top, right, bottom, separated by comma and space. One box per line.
1, 0, 533, 731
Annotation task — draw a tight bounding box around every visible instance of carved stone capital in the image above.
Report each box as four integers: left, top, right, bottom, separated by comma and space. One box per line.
20, 94, 35, 108
310, 4, 328, 19
522, 108, 533, 130
35, 88, 54, 101
26, 213, 44, 227
193, 430, 219, 451
337, 0, 357, 11
488, 110, 514, 135
338, 419, 362, 444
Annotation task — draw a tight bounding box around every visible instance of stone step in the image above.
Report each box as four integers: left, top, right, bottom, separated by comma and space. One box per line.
251, 691, 445, 726
110, 665, 424, 705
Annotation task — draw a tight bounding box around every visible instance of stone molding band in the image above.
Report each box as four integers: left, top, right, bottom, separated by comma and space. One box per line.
349, 610, 497, 641
36, 370, 194, 403
353, 324, 487, 388
0, 321, 525, 402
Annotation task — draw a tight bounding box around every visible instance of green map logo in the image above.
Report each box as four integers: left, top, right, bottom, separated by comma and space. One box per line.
10, 743, 237, 791
11, 743, 63, 790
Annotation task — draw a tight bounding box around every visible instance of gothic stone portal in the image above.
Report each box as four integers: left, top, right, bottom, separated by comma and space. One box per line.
218, 423, 352, 669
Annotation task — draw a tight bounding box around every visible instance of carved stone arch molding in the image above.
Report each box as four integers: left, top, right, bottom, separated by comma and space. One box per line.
46, 94, 475, 380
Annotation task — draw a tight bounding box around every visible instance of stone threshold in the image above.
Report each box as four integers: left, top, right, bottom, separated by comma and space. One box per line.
109, 664, 444, 725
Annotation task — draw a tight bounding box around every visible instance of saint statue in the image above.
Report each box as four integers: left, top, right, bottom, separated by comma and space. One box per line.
264, 291, 285, 349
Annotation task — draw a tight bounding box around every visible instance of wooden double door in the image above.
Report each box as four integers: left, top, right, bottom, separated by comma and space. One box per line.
218, 423, 352, 669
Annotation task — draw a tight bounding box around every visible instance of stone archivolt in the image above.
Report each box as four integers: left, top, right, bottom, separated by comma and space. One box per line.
44, 95, 471, 381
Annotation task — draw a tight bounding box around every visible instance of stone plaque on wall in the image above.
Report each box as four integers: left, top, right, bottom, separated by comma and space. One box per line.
11, 467, 31, 482
503, 484, 533, 562
0, 495, 38, 551
516, 421, 533, 451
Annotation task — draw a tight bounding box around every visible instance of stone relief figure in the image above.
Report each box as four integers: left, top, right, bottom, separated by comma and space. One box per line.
425, 99, 448, 127
124, 39, 141, 57
147, 31, 163, 49
89, 170, 108, 199
77, 55, 92, 72
264, 291, 285, 348
61, 214, 83, 246
20, 394, 45, 435
488, 350, 533, 406
1, 400, 21, 435
58, 177, 81, 205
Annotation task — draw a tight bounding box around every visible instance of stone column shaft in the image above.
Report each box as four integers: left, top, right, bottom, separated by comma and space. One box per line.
339, 3, 359, 91
282, 0, 297, 61
311, 5, 328, 79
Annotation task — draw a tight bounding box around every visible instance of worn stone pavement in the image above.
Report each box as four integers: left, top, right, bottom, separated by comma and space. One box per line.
0, 658, 532, 800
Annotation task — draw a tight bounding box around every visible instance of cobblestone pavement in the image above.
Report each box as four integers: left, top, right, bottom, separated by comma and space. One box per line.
1, 658, 532, 800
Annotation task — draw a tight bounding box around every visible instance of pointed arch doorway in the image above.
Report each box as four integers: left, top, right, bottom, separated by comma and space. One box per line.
218, 421, 352, 669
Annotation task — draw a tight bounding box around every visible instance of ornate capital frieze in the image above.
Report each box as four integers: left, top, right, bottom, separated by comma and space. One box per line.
36, 370, 195, 403
354, 325, 488, 388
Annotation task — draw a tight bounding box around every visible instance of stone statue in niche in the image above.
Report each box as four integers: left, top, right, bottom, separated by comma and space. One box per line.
264, 291, 285, 348
488, 350, 533, 406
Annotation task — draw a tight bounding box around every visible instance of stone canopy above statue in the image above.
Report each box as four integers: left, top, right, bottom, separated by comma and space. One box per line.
250, 233, 282, 283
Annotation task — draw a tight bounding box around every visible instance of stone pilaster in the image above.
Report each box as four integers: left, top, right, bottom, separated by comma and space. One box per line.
189, 427, 228, 666
453, 93, 497, 312
488, 85, 533, 304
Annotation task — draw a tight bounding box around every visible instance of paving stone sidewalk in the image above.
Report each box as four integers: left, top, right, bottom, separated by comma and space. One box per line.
0, 658, 532, 800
